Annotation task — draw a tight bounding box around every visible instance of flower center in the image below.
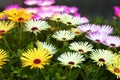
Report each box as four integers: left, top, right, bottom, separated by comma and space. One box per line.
62, 38, 66, 41
33, 58, 41, 64
67, 22, 72, 25
0, 30, 5, 34
31, 27, 38, 31
78, 49, 84, 53
18, 17, 24, 22
75, 31, 80, 34
114, 68, 120, 73
110, 43, 116, 47
57, 18, 60, 21
68, 61, 75, 65
95, 39, 100, 43
99, 58, 105, 62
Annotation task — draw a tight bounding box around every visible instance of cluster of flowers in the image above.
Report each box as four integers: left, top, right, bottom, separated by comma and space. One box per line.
0, 0, 120, 79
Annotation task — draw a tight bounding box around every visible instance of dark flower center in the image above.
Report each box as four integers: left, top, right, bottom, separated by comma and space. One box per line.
99, 58, 105, 62
68, 61, 75, 65
114, 68, 120, 73
95, 39, 100, 43
18, 17, 24, 22
110, 43, 116, 47
57, 18, 60, 20
78, 49, 84, 53
62, 38, 66, 41
31, 27, 38, 31
33, 58, 41, 64
75, 31, 80, 34
67, 22, 72, 25
0, 30, 5, 34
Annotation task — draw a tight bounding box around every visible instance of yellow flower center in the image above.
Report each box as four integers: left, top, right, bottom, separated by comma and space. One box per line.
114, 68, 120, 73
33, 58, 41, 64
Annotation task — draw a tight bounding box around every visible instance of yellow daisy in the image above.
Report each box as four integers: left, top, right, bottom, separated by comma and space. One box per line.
21, 47, 52, 69
4, 8, 33, 22
0, 49, 8, 68
0, 21, 15, 38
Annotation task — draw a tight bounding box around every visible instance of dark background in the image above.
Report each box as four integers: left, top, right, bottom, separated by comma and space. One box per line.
0, 0, 120, 19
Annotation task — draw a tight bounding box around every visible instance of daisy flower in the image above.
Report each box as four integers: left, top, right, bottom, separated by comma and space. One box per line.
50, 13, 62, 22
98, 25, 113, 35
24, 20, 50, 35
5, 4, 21, 10
4, 8, 33, 22
24, 0, 38, 6
0, 21, 15, 38
35, 41, 57, 55
69, 41, 93, 54
57, 52, 85, 68
86, 32, 108, 43
21, 47, 52, 69
37, 0, 55, 6
102, 36, 120, 47
106, 63, 120, 79
67, 6, 78, 14
0, 49, 8, 68
90, 49, 115, 66
52, 30, 75, 41
78, 24, 100, 33
70, 27, 83, 36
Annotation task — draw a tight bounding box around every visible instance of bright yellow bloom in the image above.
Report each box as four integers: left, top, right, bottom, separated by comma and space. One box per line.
21, 48, 52, 69
0, 49, 8, 68
4, 8, 33, 22
0, 21, 15, 37
0, 12, 7, 19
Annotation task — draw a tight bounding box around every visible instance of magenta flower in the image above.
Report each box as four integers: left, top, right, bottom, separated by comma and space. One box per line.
86, 32, 108, 43
5, 4, 21, 10
78, 24, 100, 33
24, 0, 38, 6
114, 6, 120, 18
102, 36, 120, 47
67, 6, 78, 14
37, 0, 55, 6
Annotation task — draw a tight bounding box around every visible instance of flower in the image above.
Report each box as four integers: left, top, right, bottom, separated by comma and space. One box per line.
0, 49, 8, 68
114, 6, 120, 18
0, 21, 15, 38
90, 49, 115, 66
4, 8, 33, 22
57, 52, 85, 68
24, 0, 38, 6
70, 28, 83, 36
102, 36, 120, 47
21, 48, 52, 69
52, 30, 75, 41
69, 41, 93, 54
24, 20, 50, 35
35, 41, 57, 55
106, 63, 120, 79
86, 32, 108, 43
5, 4, 21, 10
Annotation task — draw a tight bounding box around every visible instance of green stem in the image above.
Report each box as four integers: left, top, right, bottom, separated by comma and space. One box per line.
3, 36, 11, 50
18, 23, 23, 49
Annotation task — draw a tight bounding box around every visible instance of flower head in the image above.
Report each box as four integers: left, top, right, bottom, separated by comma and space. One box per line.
21, 48, 52, 69
35, 41, 57, 55
114, 6, 120, 18
90, 49, 114, 66
52, 30, 75, 41
0, 49, 8, 68
24, 20, 50, 35
102, 36, 120, 47
24, 0, 38, 6
69, 41, 93, 54
57, 52, 85, 68
5, 4, 21, 10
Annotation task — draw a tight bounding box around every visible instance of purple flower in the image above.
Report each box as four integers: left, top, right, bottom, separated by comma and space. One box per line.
37, 0, 55, 6
102, 36, 120, 47
114, 6, 120, 18
86, 32, 108, 43
5, 4, 21, 10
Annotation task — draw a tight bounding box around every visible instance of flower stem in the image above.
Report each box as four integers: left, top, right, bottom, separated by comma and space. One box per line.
3, 36, 11, 50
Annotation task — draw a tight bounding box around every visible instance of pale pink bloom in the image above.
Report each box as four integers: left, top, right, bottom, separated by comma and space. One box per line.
37, 10, 54, 20
74, 13, 81, 17
79, 17, 89, 24
24, 0, 37, 5
67, 6, 78, 14
114, 6, 120, 18
102, 36, 120, 47
86, 32, 108, 43
37, 0, 55, 6
51, 5, 69, 13
26, 8, 39, 14
39, 6, 53, 11
98, 25, 113, 35
78, 24, 101, 33
5, 4, 21, 10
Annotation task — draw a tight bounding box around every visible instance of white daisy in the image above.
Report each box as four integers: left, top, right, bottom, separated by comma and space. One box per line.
57, 52, 85, 68
69, 41, 93, 54
90, 49, 115, 66
52, 30, 75, 41
35, 41, 57, 55
24, 20, 50, 35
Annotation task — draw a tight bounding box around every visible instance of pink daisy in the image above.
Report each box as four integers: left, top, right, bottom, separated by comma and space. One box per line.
67, 6, 78, 14
24, 0, 38, 6
37, 0, 55, 6
5, 4, 21, 10
102, 36, 120, 47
